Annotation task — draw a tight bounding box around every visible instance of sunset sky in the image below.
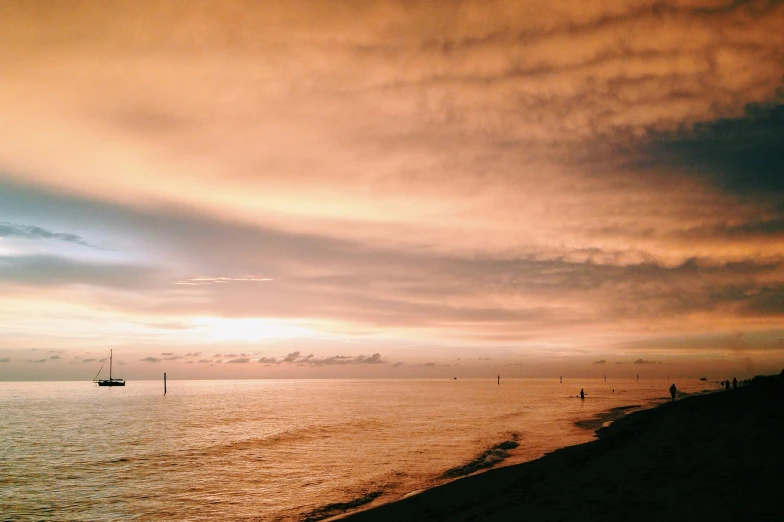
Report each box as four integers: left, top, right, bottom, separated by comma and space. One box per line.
1, 0, 782, 380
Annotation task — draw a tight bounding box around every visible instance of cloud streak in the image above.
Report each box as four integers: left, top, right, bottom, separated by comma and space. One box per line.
174, 276, 273, 286
0, 222, 95, 248
255, 352, 386, 366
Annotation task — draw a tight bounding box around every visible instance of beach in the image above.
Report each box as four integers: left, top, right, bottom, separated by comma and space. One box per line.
340, 373, 784, 521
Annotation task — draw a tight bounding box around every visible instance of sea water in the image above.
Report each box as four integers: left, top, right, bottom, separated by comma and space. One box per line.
0, 378, 713, 521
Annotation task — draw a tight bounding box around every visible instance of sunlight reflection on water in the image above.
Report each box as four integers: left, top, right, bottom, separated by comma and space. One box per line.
0, 378, 715, 521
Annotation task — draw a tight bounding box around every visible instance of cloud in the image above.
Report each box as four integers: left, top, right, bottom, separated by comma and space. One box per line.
227, 357, 251, 363
0, 222, 95, 247
0, 357, 10, 363
175, 276, 273, 286
3, 172, 782, 349
49, 355, 61, 360
676, 218, 784, 243
81, 358, 97, 363
282, 351, 301, 363
161, 352, 174, 355
141, 357, 161, 363
633, 359, 660, 365
26, 358, 48, 363
0, 1, 783, 371
304, 353, 385, 366
360, 353, 383, 364
0, 254, 156, 289
185, 352, 201, 356
630, 102, 784, 198
197, 359, 211, 363
593, 360, 606, 365
256, 352, 387, 365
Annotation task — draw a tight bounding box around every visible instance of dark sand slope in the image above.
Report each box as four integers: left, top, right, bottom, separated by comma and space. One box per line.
341, 375, 784, 521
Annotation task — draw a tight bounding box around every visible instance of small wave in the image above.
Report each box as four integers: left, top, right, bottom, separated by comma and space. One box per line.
496, 408, 531, 420
185, 417, 387, 460
574, 405, 641, 431
442, 436, 520, 478
302, 490, 383, 521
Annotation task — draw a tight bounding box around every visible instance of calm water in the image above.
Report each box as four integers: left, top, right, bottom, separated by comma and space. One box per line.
1, 378, 713, 521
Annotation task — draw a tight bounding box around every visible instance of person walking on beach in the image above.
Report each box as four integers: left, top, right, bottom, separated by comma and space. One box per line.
733, 377, 737, 389
580, 388, 585, 399
725, 380, 730, 390
669, 383, 677, 401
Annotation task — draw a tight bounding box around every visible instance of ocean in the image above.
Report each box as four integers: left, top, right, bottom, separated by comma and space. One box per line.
0, 378, 713, 521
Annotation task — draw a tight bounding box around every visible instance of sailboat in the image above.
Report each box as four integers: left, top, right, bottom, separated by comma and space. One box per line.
94, 349, 125, 386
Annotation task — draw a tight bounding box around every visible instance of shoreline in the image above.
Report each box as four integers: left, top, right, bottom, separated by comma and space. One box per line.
316, 399, 659, 522
336, 373, 783, 521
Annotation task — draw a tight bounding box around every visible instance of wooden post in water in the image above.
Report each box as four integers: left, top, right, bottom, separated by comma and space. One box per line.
164, 373, 167, 395
559, 376, 562, 383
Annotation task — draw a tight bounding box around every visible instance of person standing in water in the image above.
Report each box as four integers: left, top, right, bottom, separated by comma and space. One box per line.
669, 383, 677, 401
497, 375, 500, 385
580, 388, 585, 399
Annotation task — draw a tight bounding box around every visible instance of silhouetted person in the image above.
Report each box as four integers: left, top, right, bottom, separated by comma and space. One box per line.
733, 377, 737, 389
725, 379, 730, 390
498, 375, 500, 385
580, 388, 585, 399
669, 383, 677, 401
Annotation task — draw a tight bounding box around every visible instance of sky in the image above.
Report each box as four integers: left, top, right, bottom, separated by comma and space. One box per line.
1, 0, 782, 380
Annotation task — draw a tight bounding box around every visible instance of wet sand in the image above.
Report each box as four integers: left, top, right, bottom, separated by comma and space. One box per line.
340, 374, 783, 521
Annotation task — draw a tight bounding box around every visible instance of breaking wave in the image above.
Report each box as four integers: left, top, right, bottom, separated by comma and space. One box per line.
574, 405, 641, 431
303, 490, 383, 521
442, 434, 521, 478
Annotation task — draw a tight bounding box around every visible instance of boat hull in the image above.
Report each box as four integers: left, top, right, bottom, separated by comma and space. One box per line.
97, 380, 125, 386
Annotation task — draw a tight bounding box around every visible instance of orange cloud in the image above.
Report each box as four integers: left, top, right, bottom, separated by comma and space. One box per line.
0, 1, 782, 377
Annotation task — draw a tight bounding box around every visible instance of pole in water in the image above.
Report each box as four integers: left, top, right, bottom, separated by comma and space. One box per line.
636, 374, 639, 382
604, 374, 606, 383
164, 373, 167, 395
559, 376, 562, 383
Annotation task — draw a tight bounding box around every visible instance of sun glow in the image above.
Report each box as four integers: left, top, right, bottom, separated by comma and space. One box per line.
188, 317, 322, 343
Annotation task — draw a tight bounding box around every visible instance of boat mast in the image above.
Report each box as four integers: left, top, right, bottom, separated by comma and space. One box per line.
109, 349, 112, 381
